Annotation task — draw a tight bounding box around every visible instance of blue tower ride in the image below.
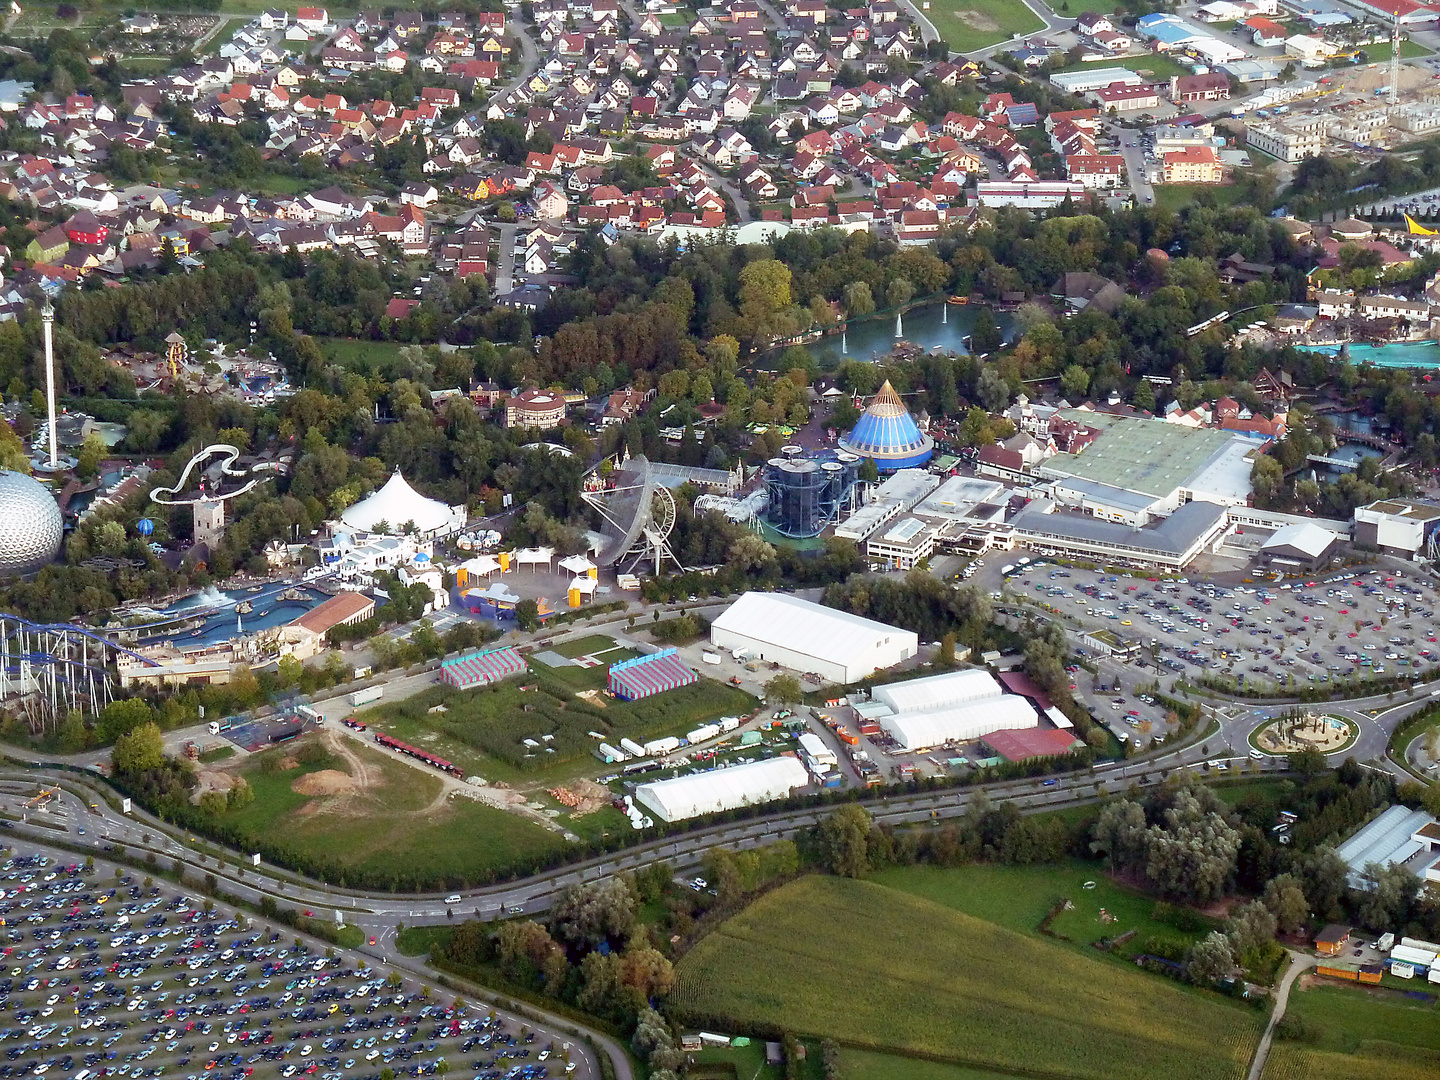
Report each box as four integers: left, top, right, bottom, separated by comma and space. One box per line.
839, 380, 933, 472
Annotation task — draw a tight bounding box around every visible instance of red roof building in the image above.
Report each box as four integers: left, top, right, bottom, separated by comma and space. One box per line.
982, 728, 1082, 762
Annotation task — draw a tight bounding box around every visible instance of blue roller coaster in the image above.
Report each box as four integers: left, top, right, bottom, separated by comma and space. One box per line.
0, 614, 158, 732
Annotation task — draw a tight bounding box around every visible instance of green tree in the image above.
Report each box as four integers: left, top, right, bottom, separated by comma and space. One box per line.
1262, 873, 1310, 936
765, 674, 802, 704
842, 281, 874, 319
1185, 931, 1235, 985
1060, 365, 1089, 400
76, 432, 106, 478
817, 804, 872, 878
514, 599, 540, 632
112, 722, 165, 775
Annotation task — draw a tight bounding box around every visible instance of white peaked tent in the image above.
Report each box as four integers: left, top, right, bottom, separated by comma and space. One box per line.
340, 469, 465, 536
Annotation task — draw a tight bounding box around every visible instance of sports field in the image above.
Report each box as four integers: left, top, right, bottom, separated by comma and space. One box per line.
1264, 983, 1440, 1080
928, 0, 1043, 54
219, 735, 563, 886
671, 876, 1261, 1080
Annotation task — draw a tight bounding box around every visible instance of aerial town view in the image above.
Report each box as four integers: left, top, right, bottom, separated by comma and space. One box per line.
5, 0, 1440, 1076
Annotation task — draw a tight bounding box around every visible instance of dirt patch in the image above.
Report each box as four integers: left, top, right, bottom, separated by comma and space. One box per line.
292, 770, 358, 796
547, 778, 611, 816
575, 689, 608, 707
278, 756, 299, 770
956, 9, 1001, 31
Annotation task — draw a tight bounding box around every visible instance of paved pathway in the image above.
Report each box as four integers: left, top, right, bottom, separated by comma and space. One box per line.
1246, 951, 1317, 1080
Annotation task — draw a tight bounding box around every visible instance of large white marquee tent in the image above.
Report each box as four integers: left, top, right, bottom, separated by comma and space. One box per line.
634, 757, 810, 823
710, 592, 917, 684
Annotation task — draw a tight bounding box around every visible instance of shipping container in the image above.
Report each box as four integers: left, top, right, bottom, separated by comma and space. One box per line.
349, 686, 383, 707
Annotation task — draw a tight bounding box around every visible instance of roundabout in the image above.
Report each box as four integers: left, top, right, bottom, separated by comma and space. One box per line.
1249, 711, 1360, 757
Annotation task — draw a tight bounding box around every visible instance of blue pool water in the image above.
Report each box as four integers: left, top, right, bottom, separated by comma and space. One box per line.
1298, 341, 1440, 369
141, 583, 326, 645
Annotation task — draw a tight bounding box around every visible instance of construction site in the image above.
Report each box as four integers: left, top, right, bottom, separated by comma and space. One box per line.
1240, 30, 1440, 159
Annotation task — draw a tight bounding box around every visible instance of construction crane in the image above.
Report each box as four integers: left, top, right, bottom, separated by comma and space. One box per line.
24, 786, 59, 809
1390, 21, 1402, 107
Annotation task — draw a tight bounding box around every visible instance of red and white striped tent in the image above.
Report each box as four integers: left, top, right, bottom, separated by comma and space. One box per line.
608, 648, 698, 701
440, 646, 526, 689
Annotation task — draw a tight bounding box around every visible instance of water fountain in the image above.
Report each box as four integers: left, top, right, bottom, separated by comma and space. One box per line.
942, 303, 947, 325
841, 326, 847, 354
895, 310, 903, 338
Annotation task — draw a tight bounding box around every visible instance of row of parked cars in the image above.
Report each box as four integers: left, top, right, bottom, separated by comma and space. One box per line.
0, 851, 573, 1080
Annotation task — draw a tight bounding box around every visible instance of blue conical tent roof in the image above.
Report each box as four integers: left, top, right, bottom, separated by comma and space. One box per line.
839, 381, 933, 471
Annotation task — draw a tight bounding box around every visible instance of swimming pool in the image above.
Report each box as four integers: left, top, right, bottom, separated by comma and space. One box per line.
1297, 341, 1440, 369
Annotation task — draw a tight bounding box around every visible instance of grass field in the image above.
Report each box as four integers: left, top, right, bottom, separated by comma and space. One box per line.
222, 738, 563, 885
1055, 53, 1194, 79
319, 338, 409, 372
1354, 40, 1432, 63
671, 876, 1261, 1080
873, 861, 1216, 956
396, 925, 455, 957
928, 0, 1043, 54
1264, 983, 1440, 1080
363, 667, 752, 781
1152, 184, 1249, 213
839, 1052, 1022, 1080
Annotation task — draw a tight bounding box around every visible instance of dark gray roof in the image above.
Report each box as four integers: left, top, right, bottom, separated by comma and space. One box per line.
1011, 499, 1227, 557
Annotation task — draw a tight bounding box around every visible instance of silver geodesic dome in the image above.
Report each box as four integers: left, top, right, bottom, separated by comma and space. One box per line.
0, 470, 62, 575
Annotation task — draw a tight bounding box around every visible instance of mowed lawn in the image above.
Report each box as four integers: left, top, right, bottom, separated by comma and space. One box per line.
1152, 185, 1248, 213
928, 0, 1043, 54
224, 742, 563, 884
671, 876, 1261, 1080
1264, 983, 1440, 1080
873, 861, 1217, 955
1054, 53, 1194, 79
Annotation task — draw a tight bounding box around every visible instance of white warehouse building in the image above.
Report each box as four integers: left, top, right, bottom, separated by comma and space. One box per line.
633, 756, 810, 823
710, 592, 918, 684
870, 668, 1039, 751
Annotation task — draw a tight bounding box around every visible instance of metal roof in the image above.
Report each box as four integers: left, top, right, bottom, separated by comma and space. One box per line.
1262, 522, 1340, 560
1335, 804, 1435, 887
1010, 500, 1228, 557
880, 696, 1038, 751
873, 668, 1003, 714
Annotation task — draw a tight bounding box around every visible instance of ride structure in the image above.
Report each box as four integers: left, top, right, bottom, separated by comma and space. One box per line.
582, 454, 682, 576
150, 444, 287, 548
0, 613, 158, 733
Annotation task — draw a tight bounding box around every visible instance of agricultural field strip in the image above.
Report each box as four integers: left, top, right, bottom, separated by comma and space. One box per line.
672, 878, 1259, 1080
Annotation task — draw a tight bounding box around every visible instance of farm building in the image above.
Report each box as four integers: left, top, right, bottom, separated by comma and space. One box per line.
982, 727, 1082, 762
633, 755, 810, 822
439, 646, 526, 689
710, 592, 917, 684
865, 668, 1041, 752
607, 648, 699, 701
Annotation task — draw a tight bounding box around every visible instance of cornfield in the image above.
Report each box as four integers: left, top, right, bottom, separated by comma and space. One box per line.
672, 876, 1261, 1080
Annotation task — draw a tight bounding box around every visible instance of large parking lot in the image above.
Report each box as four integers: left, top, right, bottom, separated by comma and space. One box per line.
0, 846, 579, 1080
1000, 561, 1440, 704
